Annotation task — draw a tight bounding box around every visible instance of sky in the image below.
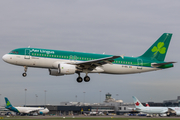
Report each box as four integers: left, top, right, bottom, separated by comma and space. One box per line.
0, 0, 180, 106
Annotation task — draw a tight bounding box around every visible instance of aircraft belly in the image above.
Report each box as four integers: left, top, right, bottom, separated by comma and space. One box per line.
102, 64, 159, 74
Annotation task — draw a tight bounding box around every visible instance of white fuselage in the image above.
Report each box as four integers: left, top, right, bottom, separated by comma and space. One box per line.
137, 107, 168, 114
15, 107, 49, 114
2, 54, 159, 74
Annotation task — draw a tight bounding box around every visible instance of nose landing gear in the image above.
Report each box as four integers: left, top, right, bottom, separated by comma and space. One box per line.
22, 66, 28, 77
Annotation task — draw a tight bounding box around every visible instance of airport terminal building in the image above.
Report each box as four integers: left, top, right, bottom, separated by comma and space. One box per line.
1, 94, 180, 116
25, 93, 136, 115
23, 93, 171, 115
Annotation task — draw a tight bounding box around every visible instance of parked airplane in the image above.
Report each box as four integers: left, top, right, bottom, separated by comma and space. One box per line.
2, 33, 175, 83
132, 96, 168, 115
132, 96, 180, 116
5, 97, 49, 115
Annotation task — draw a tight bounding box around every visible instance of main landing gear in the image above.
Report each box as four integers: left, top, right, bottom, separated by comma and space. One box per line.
22, 66, 28, 77
76, 73, 90, 83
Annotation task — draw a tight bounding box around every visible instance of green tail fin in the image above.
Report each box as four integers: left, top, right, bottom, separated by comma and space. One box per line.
5, 97, 13, 108
140, 33, 172, 61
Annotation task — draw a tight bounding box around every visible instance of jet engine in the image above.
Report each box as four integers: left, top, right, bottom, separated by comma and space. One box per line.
49, 63, 76, 76
175, 111, 180, 115
49, 69, 64, 76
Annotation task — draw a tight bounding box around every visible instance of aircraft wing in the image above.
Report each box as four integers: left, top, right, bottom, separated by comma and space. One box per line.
70, 55, 121, 71
161, 109, 169, 114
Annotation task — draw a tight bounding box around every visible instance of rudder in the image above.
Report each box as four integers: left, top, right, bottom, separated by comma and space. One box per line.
140, 33, 172, 61
5, 97, 13, 108
132, 96, 144, 108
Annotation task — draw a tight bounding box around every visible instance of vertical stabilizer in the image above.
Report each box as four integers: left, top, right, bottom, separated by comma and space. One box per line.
5, 97, 13, 108
132, 96, 144, 108
140, 33, 172, 61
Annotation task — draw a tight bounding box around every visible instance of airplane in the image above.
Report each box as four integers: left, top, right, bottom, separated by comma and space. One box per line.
2, 33, 175, 83
132, 96, 180, 116
132, 96, 168, 115
5, 97, 49, 115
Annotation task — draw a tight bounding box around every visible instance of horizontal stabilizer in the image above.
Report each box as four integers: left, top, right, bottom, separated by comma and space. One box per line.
151, 62, 176, 67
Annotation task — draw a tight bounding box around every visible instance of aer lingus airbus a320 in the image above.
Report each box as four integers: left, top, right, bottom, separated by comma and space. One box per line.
2, 33, 175, 83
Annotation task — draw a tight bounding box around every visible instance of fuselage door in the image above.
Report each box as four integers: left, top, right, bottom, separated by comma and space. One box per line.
137, 59, 143, 69
24, 49, 30, 59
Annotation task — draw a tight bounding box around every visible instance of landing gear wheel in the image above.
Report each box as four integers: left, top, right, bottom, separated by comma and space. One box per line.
22, 73, 27, 77
77, 77, 83, 83
22, 66, 28, 77
84, 76, 90, 82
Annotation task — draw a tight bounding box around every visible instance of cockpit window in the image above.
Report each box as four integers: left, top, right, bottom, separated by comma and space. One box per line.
10, 51, 19, 54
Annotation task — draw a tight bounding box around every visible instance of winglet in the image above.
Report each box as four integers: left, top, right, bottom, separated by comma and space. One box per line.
121, 54, 124, 59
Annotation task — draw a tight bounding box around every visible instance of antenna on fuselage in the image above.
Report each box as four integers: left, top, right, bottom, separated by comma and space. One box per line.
28, 46, 30, 48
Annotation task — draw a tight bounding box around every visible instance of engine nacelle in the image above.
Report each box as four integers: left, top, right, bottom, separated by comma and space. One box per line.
58, 64, 76, 74
176, 111, 180, 115
49, 69, 64, 76
50, 63, 76, 76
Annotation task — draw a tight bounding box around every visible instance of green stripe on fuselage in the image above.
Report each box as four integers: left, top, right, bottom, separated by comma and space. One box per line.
8, 48, 170, 68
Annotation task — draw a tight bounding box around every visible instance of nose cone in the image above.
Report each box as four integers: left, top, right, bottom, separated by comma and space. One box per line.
2, 54, 8, 62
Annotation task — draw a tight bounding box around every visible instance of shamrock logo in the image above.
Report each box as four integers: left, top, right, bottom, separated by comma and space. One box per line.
151, 42, 166, 55
7, 101, 11, 106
